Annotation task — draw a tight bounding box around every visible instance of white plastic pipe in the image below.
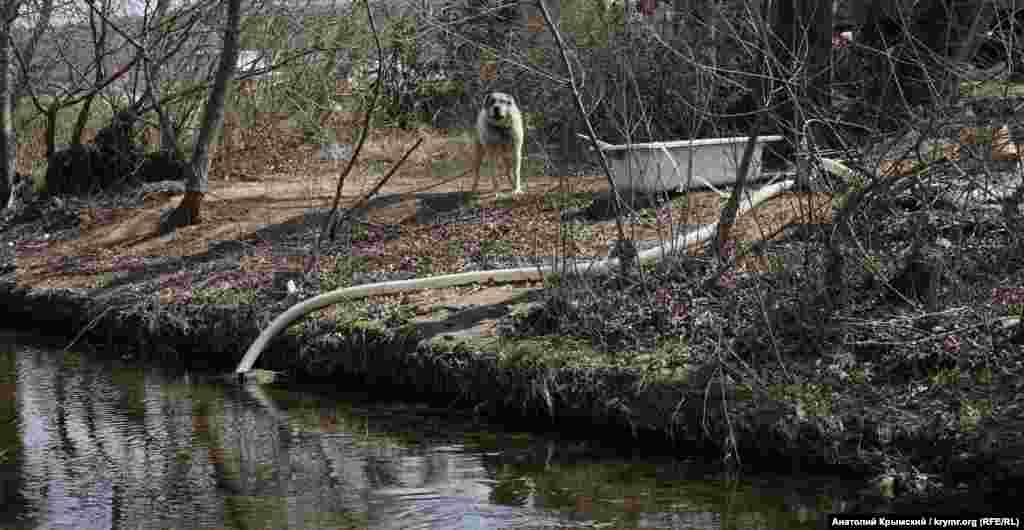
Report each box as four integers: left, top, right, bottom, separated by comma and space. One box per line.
235, 179, 797, 374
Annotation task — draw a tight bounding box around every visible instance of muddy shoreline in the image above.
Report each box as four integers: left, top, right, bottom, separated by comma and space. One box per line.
2, 176, 1023, 512
3, 272, 1022, 512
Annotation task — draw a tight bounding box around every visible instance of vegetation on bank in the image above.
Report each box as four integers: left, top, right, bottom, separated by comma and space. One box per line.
2, 0, 1024, 511
2, 132, 1024, 507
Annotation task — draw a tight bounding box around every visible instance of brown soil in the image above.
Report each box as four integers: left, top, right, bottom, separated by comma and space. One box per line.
13, 116, 833, 337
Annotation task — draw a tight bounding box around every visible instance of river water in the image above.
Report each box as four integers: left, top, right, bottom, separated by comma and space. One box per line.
0, 329, 871, 529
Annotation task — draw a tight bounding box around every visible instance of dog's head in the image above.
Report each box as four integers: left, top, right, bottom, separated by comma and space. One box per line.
485, 92, 518, 125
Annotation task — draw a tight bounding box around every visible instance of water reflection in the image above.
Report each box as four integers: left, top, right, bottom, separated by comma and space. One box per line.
0, 330, 846, 529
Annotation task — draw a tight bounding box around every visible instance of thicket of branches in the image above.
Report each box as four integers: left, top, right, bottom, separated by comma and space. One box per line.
0, 0, 1007, 185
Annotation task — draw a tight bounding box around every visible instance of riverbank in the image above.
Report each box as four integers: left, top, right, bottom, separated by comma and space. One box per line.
6, 99, 1024, 509
2, 171, 1024, 512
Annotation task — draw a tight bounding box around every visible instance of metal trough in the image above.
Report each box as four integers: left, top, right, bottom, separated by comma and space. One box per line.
580, 135, 785, 195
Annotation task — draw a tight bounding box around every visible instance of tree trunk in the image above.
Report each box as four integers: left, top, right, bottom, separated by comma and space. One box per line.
43, 105, 58, 159
318, 5, 352, 98
853, 0, 980, 128
14, 0, 52, 102
311, 5, 356, 142
171, 0, 242, 226
150, 0, 180, 155
71, 94, 97, 146
911, 0, 993, 101
0, 0, 19, 210
952, 0, 997, 64
769, 0, 832, 163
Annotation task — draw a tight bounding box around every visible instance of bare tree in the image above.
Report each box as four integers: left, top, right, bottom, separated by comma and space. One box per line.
13, 0, 54, 102
768, 0, 832, 162
69, 0, 116, 147
20, 0, 140, 158
0, 0, 19, 209
139, 0, 183, 155
1, 0, 56, 209
166, 0, 241, 227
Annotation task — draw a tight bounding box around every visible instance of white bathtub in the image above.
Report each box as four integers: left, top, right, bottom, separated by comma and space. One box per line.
586, 135, 785, 194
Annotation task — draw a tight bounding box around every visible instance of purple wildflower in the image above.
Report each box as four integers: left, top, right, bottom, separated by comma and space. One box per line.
943, 335, 961, 354
399, 256, 417, 273
655, 206, 672, 227
463, 240, 482, 257
112, 256, 146, 273
76, 256, 98, 274
720, 239, 736, 259
46, 255, 69, 272
159, 271, 194, 291
94, 208, 115, 225
15, 240, 48, 257
992, 287, 1024, 305
717, 270, 737, 290
671, 303, 689, 323
352, 242, 384, 257
482, 208, 513, 225
431, 224, 451, 241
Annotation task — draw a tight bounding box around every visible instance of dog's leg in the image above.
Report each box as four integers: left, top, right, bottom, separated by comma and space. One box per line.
511, 141, 524, 194
492, 147, 505, 193
470, 141, 485, 194
500, 152, 515, 193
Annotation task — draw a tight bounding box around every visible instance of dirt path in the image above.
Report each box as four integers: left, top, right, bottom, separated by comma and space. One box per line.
13, 122, 833, 340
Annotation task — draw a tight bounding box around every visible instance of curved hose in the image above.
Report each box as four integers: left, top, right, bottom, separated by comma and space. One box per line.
236, 179, 798, 374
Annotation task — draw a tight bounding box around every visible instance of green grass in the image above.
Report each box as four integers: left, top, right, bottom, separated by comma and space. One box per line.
960, 80, 1024, 97
431, 158, 469, 178
449, 129, 476, 144
15, 96, 119, 145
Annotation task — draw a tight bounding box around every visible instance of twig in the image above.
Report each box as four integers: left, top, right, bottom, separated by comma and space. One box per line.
309, 0, 386, 274
844, 320, 988, 348
836, 307, 970, 326
64, 305, 113, 352
537, 0, 630, 274
343, 138, 425, 217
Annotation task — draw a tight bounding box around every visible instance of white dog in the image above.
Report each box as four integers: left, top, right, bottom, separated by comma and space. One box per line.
471, 92, 525, 194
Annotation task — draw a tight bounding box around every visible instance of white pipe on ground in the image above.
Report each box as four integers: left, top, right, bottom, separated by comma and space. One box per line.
235, 179, 798, 374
